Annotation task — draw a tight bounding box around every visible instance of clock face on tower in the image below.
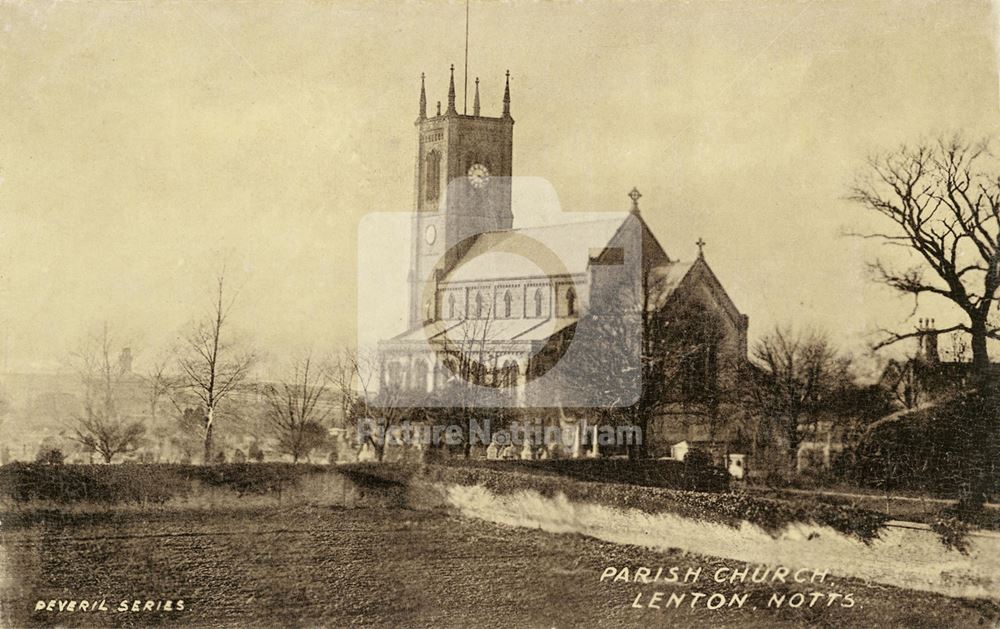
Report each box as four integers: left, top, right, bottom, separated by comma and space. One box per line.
467, 163, 490, 189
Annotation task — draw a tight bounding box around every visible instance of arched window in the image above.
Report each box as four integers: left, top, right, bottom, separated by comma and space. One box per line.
470, 361, 486, 385
475, 292, 484, 318
425, 150, 441, 201
566, 287, 577, 316
503, 290, 512, 318
681, 344, 718, 400
678, 306, 721, 401
413, 360, 429, 392
448, 294, 456, 319
501, 359, 519, 390
387, 363, 403, 390
534, 288, 543, 317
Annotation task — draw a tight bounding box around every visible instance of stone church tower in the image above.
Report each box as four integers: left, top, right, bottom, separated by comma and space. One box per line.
408, 66, 515, 328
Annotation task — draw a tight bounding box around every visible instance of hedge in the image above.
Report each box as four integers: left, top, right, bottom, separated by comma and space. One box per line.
431, 457, 730, 492
0, 462, 328, 505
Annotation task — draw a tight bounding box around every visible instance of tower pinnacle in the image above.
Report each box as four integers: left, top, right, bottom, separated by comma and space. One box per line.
473, 77, 480, 116
502, 70, 511, 118
447, 64, 457, 114
418, 72, 426, 120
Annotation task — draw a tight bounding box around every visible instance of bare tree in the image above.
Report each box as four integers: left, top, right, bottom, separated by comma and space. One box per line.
330, 347, 409, 461
144, 356, 175, 422
435, 302, 509, 457
66, 323, 146, 463
557, 295, 727, 459
263, 356, 333, 462
175, 272, 256, 464
552, 247, 733, 460
750, 326, 852, 469
849, 136, 1000, 373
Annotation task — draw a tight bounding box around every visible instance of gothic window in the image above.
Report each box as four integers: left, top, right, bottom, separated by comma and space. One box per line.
681, 343, 719, 400
469, 360, 486, 385
425, 150, 441, 202
501, 359, 519, 391
566, 287, 577, 316
503, 290, 512, 318
387, 363, 403, 391
448, 294, 456, 319
434, 362, 448, 388
475, 291, 484, 318
413, 360, 430, 392
676, 304, 722, 401
534, 288, 543, 317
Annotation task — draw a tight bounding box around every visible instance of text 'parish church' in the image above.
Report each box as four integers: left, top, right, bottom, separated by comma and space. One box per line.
378, 66, 751, 456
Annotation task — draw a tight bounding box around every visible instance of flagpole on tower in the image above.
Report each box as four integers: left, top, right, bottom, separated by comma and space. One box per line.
463, 0, 469, 114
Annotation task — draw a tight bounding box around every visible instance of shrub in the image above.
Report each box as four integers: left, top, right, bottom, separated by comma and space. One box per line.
35, 448, 65, 466
683, 448, 712, 469
249, 443, 265, 463
931, 515, 972, 554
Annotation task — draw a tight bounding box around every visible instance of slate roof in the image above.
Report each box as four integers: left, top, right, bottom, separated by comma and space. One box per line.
392, 316, 576, 345
446, 217, 628, 281
649, 261, 696, 309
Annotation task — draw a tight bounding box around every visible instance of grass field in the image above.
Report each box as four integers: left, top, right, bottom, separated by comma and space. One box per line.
1, 506, 997, 628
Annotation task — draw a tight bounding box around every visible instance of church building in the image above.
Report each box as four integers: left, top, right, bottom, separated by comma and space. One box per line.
377, 66, 751, 458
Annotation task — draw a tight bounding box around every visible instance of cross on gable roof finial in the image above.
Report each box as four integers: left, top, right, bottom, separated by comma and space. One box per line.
628, 187, 642, 213
696, 237, 706, 258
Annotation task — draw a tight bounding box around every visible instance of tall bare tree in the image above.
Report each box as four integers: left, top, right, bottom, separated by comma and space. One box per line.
850, 136, 1000, 373
67, 323, 145, 463
263, 356, 333, 462
176, 272, 256, 464
435, 302, 509, 457
750, 326, 852, 469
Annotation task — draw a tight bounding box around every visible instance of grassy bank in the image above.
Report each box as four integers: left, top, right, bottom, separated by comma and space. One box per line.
329, 462, 888, 543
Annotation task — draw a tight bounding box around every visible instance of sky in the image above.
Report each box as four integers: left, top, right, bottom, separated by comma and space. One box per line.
1, 0, 999, 376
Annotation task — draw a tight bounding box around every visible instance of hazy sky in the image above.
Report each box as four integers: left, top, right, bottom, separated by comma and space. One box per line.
1, 0, 998, 374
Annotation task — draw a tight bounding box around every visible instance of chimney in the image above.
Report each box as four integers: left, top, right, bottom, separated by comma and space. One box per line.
917, 319, 940, 365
